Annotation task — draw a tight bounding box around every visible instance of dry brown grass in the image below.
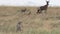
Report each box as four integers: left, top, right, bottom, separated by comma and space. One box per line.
0, 6, 60, 34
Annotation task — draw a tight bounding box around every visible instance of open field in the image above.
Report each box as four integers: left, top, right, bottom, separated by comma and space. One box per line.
0, 6, 60, 34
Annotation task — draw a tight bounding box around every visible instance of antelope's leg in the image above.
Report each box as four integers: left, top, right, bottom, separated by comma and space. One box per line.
39, 9, 42, 13
37, 9, 40, 13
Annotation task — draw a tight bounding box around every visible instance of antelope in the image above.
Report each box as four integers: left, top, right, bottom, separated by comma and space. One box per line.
37, 1, 49, 14
21, 8, 26, 12
16, 22, 22, 32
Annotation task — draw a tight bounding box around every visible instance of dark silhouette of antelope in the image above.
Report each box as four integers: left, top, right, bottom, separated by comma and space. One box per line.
21, 8, 31, 15
37, 1, 49, 14
16, 22, 22, 32
21, 8, 26, 12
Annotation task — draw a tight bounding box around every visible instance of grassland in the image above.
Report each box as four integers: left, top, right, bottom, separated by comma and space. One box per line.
0, 6, 60, 34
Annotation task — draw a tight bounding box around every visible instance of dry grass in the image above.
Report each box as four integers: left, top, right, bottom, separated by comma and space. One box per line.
0, 6, 60, 34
